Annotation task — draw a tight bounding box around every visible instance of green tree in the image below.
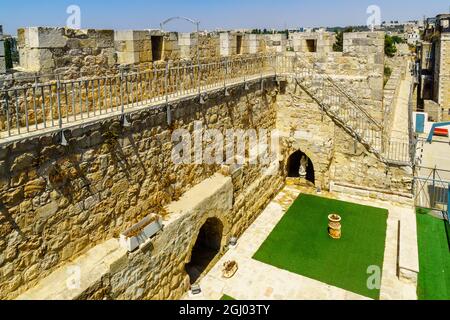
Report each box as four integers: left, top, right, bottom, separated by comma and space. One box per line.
391, 35, 405, 44
333, 27, 353, 52
384, 35, 397, 57
4, 39, 13, 69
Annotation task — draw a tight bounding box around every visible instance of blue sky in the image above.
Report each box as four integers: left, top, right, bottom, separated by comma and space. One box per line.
1, 0, 448, 35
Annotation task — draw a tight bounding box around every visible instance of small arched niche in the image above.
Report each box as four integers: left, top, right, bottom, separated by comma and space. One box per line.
286, 150, 315, 185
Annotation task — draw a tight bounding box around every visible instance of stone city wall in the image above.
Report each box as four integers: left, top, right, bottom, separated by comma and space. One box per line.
383, 57, 408, 136
342, 32, 385, 123
0, 29, 413, 300
286, 32, 385, 124
17, 27, 117, 77
276, 79, 412, 200
289, 31, 335, 53
14, 28, 272, 76
0, 78, 281, 299
0, 50, 275, 137
264, 34, 288, 53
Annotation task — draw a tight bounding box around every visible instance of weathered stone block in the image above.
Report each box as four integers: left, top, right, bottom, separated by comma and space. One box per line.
27, 27, 67, 49
0, 57, 5, 74
0, 41, 5, 56
115, 30, 150, 42
35, 201, 59, 219
89, 29, 115, 48
101, 48, 117, 66
117, 51, 140, 65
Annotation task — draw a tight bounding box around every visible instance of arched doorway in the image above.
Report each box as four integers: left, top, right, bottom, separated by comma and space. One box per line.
185, 217, 224, 285
286, 150, 315, 185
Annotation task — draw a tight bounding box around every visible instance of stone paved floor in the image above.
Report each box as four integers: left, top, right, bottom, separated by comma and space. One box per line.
183, 182, 417, 300
390, 70, 412, 143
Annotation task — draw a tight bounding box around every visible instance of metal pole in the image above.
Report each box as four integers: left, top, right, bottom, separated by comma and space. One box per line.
165, 60, 170, 103
197, 21, 201, 97
5, 95, 10, 136
432, 166, 437, 208
56, 75, 62, 129
120, 69, 125, 115
159, 16, 201, 99
447, 183, 450, 223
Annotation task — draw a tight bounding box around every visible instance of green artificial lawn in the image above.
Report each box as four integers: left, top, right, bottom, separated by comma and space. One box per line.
253, 194, 388, 300
416, 211, 450, 300
220, 295, 236, 300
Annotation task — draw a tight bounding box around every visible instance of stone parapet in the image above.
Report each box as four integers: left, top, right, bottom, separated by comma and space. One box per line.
17, 27, 116, 75
115, 30, 151, 64
264, 34, 287, 53
0, 77, 279, 299
289, 31, 335, 54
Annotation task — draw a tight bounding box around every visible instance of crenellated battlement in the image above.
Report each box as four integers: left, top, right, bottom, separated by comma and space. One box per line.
7, 27, 384, 75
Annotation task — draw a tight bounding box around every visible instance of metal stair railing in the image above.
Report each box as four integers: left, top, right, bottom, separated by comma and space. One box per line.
291, 53, 382, 130
291, 66, 411, 165
293, 76, 385, 159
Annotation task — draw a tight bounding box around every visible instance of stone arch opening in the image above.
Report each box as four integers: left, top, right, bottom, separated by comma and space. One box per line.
185, 217, 224, 285
286, 150, 315, 185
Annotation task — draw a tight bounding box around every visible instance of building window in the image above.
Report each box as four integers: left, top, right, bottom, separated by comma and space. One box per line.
306, 39, 317, 53
151, 36, 163, 61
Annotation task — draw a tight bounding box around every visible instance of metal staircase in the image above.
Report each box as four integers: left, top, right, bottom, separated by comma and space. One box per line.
287, 55, 411, 165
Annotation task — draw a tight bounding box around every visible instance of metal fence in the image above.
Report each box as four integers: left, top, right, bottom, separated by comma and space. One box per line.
0, 54, 277, 141
384, 137, 412, 164
282, 54, 413, 165
0, 52, 415, 166
415, 166, 450, 212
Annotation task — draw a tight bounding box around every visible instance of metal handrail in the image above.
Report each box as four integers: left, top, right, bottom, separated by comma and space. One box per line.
0, 53, 277, 141
0, 52, 414, 166
292, 69, 411, 165
292, 53, 383, 130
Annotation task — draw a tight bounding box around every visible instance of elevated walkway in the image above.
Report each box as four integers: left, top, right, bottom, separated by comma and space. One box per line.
16, 173, 232, 300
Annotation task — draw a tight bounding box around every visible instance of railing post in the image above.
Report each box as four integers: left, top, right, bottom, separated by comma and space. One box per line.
56, 75, 62, 129
33, 76, 38, 130
5, 94, 10, 137
447, 184, 450, 222
224, 57, 228, 89
274, 54, 278, 77
119, 69, 130, 127
197, 57, 201, 97
120, 69, 124, 114
165, 60, 170, 104
14, 89, 20, 134
431, 166, 437, 208
165, 61, 172, 126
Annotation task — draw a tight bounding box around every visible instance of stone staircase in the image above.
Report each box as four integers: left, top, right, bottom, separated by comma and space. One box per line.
289, 56, 410, 165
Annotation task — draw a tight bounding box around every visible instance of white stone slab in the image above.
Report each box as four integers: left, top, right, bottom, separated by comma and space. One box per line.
16, 239, 127, 300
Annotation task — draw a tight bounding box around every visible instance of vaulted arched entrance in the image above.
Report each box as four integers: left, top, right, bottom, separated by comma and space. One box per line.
185, 217, 224, 285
